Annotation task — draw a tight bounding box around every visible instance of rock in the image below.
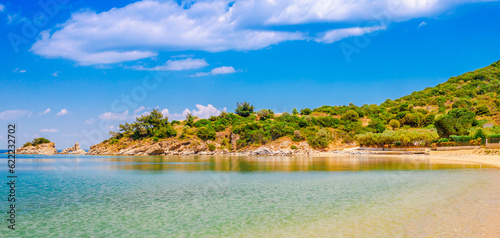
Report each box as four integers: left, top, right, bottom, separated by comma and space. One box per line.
60, 142, 86, 154
16, 142, 58, 155
251, 147, 275, 155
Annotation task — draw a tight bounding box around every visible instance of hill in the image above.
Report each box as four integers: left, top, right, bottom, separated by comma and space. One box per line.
90, 60, 500, 155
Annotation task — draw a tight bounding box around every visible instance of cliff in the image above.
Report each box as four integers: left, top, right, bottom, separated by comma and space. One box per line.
16, 142, 58, 155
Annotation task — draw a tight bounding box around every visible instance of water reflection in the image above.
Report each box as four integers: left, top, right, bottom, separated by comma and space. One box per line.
111, 156, 491, 172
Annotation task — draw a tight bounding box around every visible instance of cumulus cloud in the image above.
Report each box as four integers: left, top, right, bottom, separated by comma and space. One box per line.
132, 58, 208, 71
40, 128, 58, 133
56, 109, 69, 116
0, 110, 32, 120
194, 66, 237, 77
41, 108, 51, 115
315, 25, 387, 44
30, 0, 304, 65
162, 104, 221, 120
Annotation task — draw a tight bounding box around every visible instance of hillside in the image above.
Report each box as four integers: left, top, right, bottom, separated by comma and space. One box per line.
90, 60, 500, 155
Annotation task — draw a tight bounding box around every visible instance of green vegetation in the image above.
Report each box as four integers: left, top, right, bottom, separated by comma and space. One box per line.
107, 60, 500, 149
23, 137, 51, 147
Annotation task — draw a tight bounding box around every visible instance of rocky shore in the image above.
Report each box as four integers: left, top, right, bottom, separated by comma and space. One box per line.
16, 142, 58, 155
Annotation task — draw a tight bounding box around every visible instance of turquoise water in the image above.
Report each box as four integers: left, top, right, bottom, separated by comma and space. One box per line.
1, 155, 499, 237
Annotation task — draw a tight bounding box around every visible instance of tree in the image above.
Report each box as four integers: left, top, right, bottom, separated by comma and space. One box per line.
185, 113, 195, 127
368, 118, 386, 133
434, 108, 476, 138
300, 108, 312, 115
31, 138, 51, 146
235, 102, 254, 117
341, 110, 359, 122
475, 105, 490, 116
292, 108, 299, 115
389, 119, 400, 130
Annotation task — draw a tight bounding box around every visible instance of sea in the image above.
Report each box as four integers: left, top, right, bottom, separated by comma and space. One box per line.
1, 154, 499, 237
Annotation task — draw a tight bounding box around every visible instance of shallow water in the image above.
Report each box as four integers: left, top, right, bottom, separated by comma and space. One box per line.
1, 155, 499, 237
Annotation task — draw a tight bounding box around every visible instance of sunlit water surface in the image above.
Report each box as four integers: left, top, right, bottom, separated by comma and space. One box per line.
1, 154, 499, 237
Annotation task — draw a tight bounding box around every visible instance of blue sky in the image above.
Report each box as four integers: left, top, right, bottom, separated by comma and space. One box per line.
1, 0, 500, 149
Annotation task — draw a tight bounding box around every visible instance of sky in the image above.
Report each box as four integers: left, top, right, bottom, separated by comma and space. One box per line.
1, 0, 500, 149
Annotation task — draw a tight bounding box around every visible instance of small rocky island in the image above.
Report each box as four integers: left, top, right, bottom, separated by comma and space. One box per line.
16, 138, 86, 155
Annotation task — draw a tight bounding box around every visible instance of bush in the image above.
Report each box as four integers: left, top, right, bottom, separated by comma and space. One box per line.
300, 108, 312, 115
449, 135, 472, 143
434, 108, 476, 138
291, 145, 298, 150
197, 127, 216, 141
341, 110, 359, 122
389, 119, 400, 130
307, 129, 332, 149
475, 105, 490, 116
207, 143, 216, 151
438, 138, 449, 143
22, 142, 33, 147
293, 130, 305, 141
356, 129, 438, 147
152, 136, 159, 142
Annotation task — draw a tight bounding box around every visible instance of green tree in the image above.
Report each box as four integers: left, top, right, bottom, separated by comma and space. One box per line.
197, 127, 216, 141
292, 108, 299, 115
389, 119, 400, 130
341, 110, 359, 122
434, 108, 476, 138
300, 108, 312, 115
235, 102, 255, 117
31, 137, 51, 146
475, 105, 490, 116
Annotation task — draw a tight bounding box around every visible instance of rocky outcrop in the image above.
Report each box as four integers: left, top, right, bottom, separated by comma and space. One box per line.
16, 142, 58, 155
86, 137, 317, 157
59, 142, 86, 155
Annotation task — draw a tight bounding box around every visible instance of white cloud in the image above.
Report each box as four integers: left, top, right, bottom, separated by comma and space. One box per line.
315, 25, 387, 44
132, 58, 208, 71
0, 110, 32, 120
106, 125, 115, 130
98, 111, 131, 120
162, 104, 221, 120
40, 128, 58, 133
13, 67, 26, 73
41, 108, 51, 115
31, 0, 304, 65
191, 104, 221, 118
52, 71, 61, 76
133, 106, 146, 115
418, 21, 428, 28
194, 66, 237, 77
0, 4, 5, 12
84, 118, 95, 125
30, 0, 489, 65
56, 109, 69, 116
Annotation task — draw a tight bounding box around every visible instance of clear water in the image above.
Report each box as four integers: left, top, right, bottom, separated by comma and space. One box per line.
1, 154, 499, 237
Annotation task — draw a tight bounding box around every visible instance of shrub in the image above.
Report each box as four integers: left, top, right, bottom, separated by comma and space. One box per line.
109, 138, 119, 145
389, 119, 400, 130
356, 129, 438, 147
300, 108, 312, 115
291, 145, 298, 150
197, 127, 216, 141
307, 129, 332, 149
31, 137, 51, 146
171, 120, 180, 125
152, 136, 159, 142
22, 142, 33, 147
475, 105, 490, 116
341, 110, 359, 122
207, 143, 216, 151
293, 130, 305, 141
434, 108, 476, 138
292, 108, 299, 115
235, 102, 254, 117
449, 135, 472, 143
438, 138, 449, 143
